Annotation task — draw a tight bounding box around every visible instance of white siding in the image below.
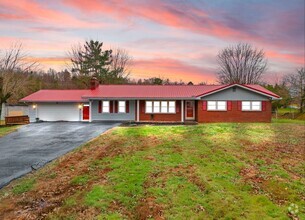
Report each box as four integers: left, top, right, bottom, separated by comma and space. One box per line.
37, 103, 80, 122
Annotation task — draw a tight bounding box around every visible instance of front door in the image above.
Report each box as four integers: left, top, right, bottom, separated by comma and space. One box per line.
185, 101, 195, 120
82, 105, 90, 120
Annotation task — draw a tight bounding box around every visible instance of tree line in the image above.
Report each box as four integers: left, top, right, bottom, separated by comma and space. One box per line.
0, 41, 304, 115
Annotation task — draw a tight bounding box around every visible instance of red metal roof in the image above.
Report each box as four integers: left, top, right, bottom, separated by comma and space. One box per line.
20, 90, 90, 102
83, 85, 224, 99
20, 84, 280, 102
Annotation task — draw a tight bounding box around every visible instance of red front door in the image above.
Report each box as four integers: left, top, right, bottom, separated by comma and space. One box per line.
83, 106, 90, 120
185, 101, 195, 120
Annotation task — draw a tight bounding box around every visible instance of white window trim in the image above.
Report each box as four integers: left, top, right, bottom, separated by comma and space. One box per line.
145, 101, 176, 114
118, 101, 126, 113
242, 101, 262, 111
207, 101, 227, 111
102, 101, 110, 113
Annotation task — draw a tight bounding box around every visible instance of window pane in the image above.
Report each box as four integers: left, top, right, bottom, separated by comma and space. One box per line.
161, 101, 168, 113
102, 101, 109, 113
118, 101, 125, 113
169, 101, 175, 107
168, 101, 175, 113
217, 101, 226, 110
252, 101, 261, 111
207, 101, 216, 110
168, 107, 175, 113
154, 101, 160, 113
146, 101, 152, 113
242, 101, 251, 110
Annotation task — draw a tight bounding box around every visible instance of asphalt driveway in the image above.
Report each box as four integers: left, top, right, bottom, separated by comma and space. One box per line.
0, 122, 119, 188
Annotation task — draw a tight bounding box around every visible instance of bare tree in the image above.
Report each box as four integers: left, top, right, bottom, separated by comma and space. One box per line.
110, 48, 132, 80
217, 43, 268, 84
0, 43, 38, 116
284, 68, 305, 113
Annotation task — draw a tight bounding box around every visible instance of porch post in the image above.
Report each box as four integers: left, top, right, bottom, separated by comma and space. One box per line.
181, 100, 184, 123
89, 100, 92, 122
137, 100, 140, 122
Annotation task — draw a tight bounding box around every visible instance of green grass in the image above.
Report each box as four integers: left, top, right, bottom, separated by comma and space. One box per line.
272, 118, 305, 124
0, 125, 19, 137
12, 179, 35, 195
1, 122, 304, 219
277, 108, 299, 114
71, 174, 90, 185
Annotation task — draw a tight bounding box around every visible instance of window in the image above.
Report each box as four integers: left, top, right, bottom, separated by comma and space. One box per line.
146, 101, 153, 113
118, 101, 126, 113
207, 101, 216, 110
168, 101, 176, 113
145, 101, 176, 113
207, 101, 227, 111
153, 101, 160, 113
102, 101, 110, 113
251, 101, 261, 111
161, 101, 168, 113
242, 101, 261, 111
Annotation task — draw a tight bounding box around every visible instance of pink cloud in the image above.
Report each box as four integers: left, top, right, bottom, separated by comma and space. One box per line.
0, 0, 102, 28
63, 0, 246, 39
265, 50, 304, 65
132, 58, 217, 83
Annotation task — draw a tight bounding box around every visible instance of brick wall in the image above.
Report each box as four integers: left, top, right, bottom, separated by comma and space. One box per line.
197, 100, 272, 123
139, 100, 182, 122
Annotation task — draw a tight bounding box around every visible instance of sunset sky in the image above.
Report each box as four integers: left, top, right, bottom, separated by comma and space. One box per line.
0, 0, 304, 83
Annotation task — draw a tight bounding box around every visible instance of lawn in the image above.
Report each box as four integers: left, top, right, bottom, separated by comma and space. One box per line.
0, 125, 19, 137
0, 122, 304, 219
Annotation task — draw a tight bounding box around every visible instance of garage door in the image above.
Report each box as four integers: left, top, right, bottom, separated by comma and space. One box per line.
37, 103, 80, 121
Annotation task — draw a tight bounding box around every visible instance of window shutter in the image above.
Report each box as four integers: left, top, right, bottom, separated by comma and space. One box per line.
227, 101, 232, 111
98, 101, 102, 113
114, 101, 118, 113
237, 101, 242, 111
126, 101, 129, 113
110, 101, 113, 113
262, 101, 267, 111
202, 101, 207, 111
142, 101, 145, 113
176, 101, 180, 113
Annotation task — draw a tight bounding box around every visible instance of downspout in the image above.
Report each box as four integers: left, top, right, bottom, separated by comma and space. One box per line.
137, 100, 140, 122
89, 100, 92, 122
181, 100, 184, 123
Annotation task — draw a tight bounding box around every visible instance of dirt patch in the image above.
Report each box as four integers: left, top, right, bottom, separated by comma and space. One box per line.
135, 197, 164, 220
240, 166, 265, 184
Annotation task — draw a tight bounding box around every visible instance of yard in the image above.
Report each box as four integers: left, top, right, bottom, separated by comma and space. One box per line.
0, 121, 304, 219
0, 125, 18, 137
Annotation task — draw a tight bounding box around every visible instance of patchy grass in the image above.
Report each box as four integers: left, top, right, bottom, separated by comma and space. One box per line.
272, 118, 305, 124
12, 179, 36, 195
0, 125, 19, 137
0, 122, 304, 220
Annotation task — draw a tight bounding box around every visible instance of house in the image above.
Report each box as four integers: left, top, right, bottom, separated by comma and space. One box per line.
20, 78, 281, 123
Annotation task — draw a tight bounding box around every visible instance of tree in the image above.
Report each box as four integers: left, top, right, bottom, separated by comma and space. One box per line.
284, 68, 305, 113
110, 48, 132, 84
216, 43, 268, 84
265, 83, 291, 110
0, 43, 37, 116
69, 40, 131, 85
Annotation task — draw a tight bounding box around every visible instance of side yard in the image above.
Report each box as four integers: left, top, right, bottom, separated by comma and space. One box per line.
0, 122, 304, 219
0, 125, 19, 137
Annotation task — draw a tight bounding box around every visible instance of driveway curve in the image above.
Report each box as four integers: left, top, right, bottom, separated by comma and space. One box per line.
0, 122, 119, 188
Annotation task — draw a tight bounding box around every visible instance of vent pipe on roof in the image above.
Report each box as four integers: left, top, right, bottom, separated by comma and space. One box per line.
90, 77, 99, 90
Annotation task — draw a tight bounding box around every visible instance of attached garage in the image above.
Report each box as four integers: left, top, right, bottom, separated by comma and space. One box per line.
34, 103, 81, 122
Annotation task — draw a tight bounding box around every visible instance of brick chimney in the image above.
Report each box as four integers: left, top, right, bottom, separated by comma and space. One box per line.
90, 77, 99, 90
